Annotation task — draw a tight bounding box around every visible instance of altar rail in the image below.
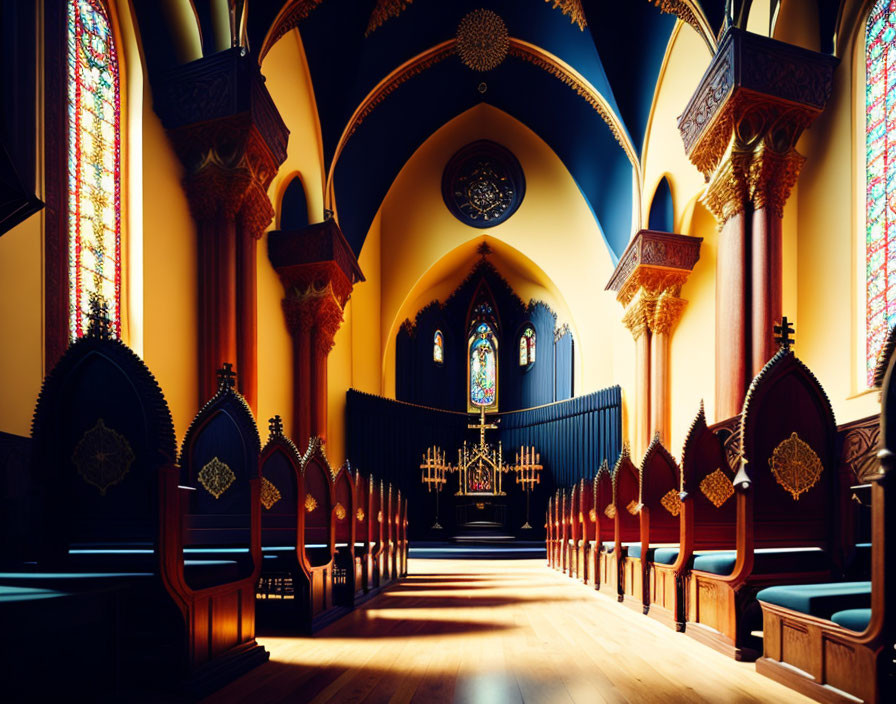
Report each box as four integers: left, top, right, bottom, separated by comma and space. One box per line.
346, 387, 622, 537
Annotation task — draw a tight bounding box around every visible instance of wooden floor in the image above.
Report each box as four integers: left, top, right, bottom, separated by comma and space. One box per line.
205, 559, 813, 704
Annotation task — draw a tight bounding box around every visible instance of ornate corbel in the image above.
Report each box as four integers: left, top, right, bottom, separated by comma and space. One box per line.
679, 28, 836, 224
606, 230, 702, 336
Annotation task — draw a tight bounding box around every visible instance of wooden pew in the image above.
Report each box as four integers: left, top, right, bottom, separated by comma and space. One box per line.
613, 445, 641, 604
636, 435, 682, 623
593, 460, 615, 593
577, 476, 596, 585
684, 345, 839, 660
567, 482, 581, 578
353, 472, 373, 600
386, 483, 398, 583
545, 495, 553, 568
13, 326, 267, 697
175, 368, 268, 690
369, 479, 385, 591
560, 489, 570, 574
298, 438, 342, 630
332, 462, 356, 609
257, 415, 303, 627
399, 495, 409, 578
752, 351, 896, 703
666, 404, 737, 632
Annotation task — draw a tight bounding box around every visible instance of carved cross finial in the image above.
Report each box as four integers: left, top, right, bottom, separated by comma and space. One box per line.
216, 362, 237, 390
85, 294, 112, 340
477, 241, 492, 259
268, 415, 284, 437
774, 316, 795, 350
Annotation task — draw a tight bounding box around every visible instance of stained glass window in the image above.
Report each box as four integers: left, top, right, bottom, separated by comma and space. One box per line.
520, 326, 535, 366
68, 0, 121, 339
433, 330, 444, 364
866, 0, 896, 384
469, 322, 497, 408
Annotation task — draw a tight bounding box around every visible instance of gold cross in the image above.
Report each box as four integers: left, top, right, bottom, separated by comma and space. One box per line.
468, 407, 498, 448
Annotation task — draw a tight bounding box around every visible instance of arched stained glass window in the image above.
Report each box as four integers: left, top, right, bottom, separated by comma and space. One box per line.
866, 0, 896, 384
519, 326, 535, 366
68, 0, 121, 339
469, 322, 498, 409
433, 330, 444, 364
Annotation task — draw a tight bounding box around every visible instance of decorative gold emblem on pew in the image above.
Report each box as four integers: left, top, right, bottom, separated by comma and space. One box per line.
589, 508, 597, 522
700, 468, 734, 507
769, 432, 823, 500
198, 457, 235, 499
626, 500, 640, 515
335, 502, 346, 520
660, 489, 682, 517
304, 494, 318, 513
260, 477, 281, 510
604, 504, 616, 519
356, 508, 365, 522
73, 418, 135, 496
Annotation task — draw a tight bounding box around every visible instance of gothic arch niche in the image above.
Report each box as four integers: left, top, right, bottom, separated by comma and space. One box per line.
279, 173, 310, 230
647, 175, 675, 232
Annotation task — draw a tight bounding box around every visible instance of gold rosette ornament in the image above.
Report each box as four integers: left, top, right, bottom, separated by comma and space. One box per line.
769, 432, 823, 500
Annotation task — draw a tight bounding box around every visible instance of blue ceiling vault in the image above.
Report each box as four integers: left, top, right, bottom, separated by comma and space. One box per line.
134, 0, 843, 259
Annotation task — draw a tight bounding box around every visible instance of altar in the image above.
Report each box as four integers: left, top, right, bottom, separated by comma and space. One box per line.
419, 408, 541, 540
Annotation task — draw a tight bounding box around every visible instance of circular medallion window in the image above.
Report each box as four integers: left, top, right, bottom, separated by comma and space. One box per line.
441, 140, 525, 228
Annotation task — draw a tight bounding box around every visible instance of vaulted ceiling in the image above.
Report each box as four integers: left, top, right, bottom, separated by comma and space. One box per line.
134, 0, 844, 259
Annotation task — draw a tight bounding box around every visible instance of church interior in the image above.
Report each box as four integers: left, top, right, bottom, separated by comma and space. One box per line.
1, 0, 894, 702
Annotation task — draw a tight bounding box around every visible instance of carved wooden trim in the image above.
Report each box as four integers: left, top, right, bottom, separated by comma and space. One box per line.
839, 414, 880, 484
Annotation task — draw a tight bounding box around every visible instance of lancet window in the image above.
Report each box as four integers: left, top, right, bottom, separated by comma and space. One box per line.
519, 326, 536, 366
67, 0, 122, 338
866, 0, 896, 383
433, 330, 444, 364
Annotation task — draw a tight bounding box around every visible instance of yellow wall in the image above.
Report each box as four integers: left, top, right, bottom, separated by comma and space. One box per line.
139, 100, 198, 440
0, 216, 43, 436
256, 28, 328, 444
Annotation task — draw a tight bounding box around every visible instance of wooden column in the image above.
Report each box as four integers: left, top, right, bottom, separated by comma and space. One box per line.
678, 28, 836, 420
154, 48, 288, 411
269, 219, 364, 451
608, 231, 701, 456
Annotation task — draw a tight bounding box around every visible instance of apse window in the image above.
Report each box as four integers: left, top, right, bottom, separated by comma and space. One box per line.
67, 0, 122, 339
519, 326, 536, 367
433, 330, 444, 364
865, 0, 896, 385
469, 322, 498, 410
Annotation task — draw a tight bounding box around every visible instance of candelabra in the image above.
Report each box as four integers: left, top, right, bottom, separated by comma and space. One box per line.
514, 445, 542, 529
420, 445, 449, 529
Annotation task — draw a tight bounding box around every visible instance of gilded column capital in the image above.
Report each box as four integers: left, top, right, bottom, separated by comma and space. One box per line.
607, 230, 702, 339
621, 289, 655, 341
652, 289, 688, 336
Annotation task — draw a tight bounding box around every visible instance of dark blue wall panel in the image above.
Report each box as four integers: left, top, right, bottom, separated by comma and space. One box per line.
347, 385, 621, 538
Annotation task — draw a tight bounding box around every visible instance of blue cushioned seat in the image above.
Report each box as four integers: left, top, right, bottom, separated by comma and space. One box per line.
652, 548, 680, 565
830, 608, 871, 632
628, 545, 643, 560
0, 585, 70, 603
756, 582, 871, 619
692, 551, 736, 574
692, 547, 829, 576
